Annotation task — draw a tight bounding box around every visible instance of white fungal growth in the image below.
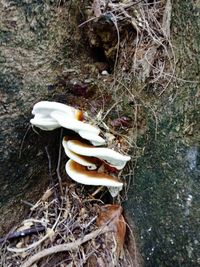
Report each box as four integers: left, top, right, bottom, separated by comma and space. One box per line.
62, 138, 97, 169
66, 139, 131, 170
65, 159, 123, 187
30, 101, 131, 196
30, 101, 105, 146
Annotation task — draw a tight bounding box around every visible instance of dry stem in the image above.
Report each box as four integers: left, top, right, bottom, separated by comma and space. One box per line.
21, 226, 110, 267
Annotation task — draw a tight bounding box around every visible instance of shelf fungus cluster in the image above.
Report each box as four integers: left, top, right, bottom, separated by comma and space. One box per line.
30, 101, 131, 196
30, 101, 105, 146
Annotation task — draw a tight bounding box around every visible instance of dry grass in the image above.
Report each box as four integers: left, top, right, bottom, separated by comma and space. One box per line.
0, 183, 138, 267
81, 0, 174, 89
79, 1, 173, 149
75, 0, 175, 203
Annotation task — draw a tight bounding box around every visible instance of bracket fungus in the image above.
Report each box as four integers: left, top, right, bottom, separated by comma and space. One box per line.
62, 137, 97, 170
30, 101, 131, 197
62, 137, 129, 196
32, 101, 79, 118
65, 159, 123, 187
30, 101, 105, 146
65, 139, 131, 170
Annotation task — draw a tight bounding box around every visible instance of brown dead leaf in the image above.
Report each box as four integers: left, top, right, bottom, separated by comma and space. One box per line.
111, 116, 132, 128
96, 204, 126, 258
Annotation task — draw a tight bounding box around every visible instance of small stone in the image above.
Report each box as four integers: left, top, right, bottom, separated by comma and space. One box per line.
101, 70, 109, 76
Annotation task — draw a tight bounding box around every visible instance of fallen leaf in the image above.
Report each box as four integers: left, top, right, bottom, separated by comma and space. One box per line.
96, 204, 126, 258
111, 116, 132, 128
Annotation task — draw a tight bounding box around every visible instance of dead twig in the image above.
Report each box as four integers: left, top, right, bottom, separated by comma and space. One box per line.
162, 0, 172, 39
18, 124, 32, 159
0, 226, 45, 244
56, 128, 64, 196
7, 199, 63, 253
21, 226, 110, 267
45, 145, 59, 212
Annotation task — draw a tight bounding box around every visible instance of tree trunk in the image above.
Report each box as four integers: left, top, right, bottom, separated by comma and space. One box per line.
124, 1, 200, 266
0, 1, 199, 266
0, 0, 70, 234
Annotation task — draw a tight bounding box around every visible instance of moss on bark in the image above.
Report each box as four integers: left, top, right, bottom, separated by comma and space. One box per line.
124, 1, 200, 266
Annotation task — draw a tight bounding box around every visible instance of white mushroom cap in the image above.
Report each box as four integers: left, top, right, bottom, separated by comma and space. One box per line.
51, 111, 100, 134
62, 137, 97, 169
32, 101, 78, 118
30, 102, 105, 146
78, 130, 106, 146
65, 159, 123, 187
107, 186, 123, 197
30, 101, 83, 131
65, 140, 131, 170
30, 115, 60, 131
51, 111, 105, 146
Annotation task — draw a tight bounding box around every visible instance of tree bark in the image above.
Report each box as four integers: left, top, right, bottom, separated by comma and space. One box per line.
125, 1, 200, 266
0, 0, 69, 234
0, 1, 199, 266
